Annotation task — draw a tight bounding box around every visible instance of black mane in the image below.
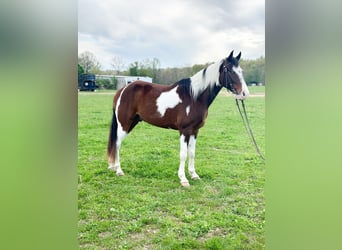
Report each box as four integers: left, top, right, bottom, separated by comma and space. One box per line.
175, 78, 191, 98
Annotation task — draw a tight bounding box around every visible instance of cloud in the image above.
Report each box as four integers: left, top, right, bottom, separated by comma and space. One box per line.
78, 0, 264, 69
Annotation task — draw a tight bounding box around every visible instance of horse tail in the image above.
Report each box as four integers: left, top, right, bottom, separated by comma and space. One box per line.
107, 109, 118, 163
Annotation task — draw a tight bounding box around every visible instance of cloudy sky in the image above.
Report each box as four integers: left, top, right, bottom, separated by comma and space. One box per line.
78, 0, 264, 70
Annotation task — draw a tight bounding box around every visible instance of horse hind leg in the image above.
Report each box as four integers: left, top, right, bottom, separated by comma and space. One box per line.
107, 110, 117, 169
107, 110, 127, 176
108, 111, 141, 176
114, 115, 141, 176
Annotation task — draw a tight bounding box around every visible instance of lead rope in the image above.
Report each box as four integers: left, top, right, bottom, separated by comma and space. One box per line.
235, 99, 265, 161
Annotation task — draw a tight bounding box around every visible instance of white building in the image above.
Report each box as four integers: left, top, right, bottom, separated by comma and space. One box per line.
96, 75, 153, 90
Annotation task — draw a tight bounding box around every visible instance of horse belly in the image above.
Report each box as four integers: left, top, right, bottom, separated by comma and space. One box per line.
139, 111, 179, 130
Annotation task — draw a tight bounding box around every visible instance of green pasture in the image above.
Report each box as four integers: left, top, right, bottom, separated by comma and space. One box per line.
78, 89, 265, 249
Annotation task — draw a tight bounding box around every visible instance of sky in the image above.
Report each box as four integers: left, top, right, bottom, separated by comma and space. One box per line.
78, 0, 264, 70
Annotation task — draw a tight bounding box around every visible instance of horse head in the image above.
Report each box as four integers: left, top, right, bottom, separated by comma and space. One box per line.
219, 51, 249, 99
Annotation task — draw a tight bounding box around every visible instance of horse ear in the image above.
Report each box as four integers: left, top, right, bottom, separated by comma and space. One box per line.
228, 50, 234, 61
236, 52, 241, 61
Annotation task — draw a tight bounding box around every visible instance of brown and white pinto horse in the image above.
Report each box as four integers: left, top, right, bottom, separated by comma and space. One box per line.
107, 51, 249, 187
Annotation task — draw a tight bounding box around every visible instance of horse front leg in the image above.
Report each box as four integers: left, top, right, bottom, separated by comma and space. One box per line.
188, 135, 200, 180
178, 134, 190, 187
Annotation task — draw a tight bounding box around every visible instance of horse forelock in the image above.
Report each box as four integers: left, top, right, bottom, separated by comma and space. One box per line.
189, 60, 223, 99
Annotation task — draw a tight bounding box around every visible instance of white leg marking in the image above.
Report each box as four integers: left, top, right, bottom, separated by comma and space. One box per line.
233, 66, 249, 99
113, 130, 126, 176
108, 86, 128, 176
156, 86, 182, 117
188, 135, 200, 180
185, 105, 190, 116
178, 135, 189, 187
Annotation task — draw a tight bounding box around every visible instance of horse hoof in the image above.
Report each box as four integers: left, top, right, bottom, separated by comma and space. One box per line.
181, 182, 190, 187
192, 176, 201, 180
108, 166, 116, 172
116, 172, 124, 176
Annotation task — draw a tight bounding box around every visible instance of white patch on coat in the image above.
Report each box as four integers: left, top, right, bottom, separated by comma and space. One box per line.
233, 66, 249, 99
156, 86, 182, 117
190, 60, 222, 99
185, 105, 190, 116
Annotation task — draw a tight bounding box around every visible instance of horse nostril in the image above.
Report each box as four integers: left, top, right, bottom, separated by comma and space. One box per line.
242, 91, 246, 96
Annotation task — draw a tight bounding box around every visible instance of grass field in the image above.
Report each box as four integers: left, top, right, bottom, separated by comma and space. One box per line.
78, 88, 265, 249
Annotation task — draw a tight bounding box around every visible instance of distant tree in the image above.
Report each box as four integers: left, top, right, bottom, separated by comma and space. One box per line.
111, 77, 118, 89
96, 78, 117, 89
90, 64, 103, 75
240, 57, 265, 84
138, 59, 151, 77
78, 64, 84, 75
111, 56, 125, 74
126, 58, 161, 82
191, 63, 208, 75
101, 69, 116, 75
157, 67, 190, 85
121, 57, 264, 86
151, 58, 161, 82
78, 51, 101, 73
129, 61, 139, 76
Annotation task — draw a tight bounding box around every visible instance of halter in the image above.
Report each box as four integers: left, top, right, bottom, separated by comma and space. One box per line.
222, 64, 236, 94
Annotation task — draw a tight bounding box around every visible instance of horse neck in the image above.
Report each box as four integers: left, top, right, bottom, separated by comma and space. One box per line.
197, 84, 223, 107
175, 78, 223, 107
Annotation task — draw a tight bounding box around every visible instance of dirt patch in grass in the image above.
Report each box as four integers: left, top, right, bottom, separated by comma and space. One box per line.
98, 231, 112, 238
126, 225, 160, 247
199, 227, 228, 242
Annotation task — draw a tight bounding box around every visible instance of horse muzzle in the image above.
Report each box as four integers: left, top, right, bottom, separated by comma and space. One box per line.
235, 89, 249, 100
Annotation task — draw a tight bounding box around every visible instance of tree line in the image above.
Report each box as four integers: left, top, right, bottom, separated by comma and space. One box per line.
78, 51, 264, 89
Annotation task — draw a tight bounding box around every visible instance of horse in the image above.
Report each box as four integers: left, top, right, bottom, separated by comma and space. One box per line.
107, 51, 249, 187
